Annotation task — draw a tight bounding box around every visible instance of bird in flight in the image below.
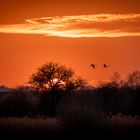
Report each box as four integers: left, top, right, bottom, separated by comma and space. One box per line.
91, 64, 96, 69
103, 64, 110, 68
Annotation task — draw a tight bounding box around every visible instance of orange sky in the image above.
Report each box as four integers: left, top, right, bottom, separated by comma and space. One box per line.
0, 0, 140, 87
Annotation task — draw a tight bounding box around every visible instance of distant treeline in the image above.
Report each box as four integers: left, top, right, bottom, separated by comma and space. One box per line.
0, 85, 139, 117
0, 70, 140, 117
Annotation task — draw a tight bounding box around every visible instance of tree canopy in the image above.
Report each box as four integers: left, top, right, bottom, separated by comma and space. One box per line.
29, 62, 86, 93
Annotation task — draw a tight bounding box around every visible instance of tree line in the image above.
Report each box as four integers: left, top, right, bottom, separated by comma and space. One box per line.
0, 62, 139, 117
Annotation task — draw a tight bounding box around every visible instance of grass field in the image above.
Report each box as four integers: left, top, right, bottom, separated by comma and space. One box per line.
0, 85, 140, 139
0, 114, 140, 139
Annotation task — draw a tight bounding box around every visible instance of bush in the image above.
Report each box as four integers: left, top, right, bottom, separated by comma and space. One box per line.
0, 93, 39, 117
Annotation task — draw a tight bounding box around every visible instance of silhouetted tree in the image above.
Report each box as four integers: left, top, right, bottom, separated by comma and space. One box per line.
29, 62, 86, 94
127, 70, 140, 89
110, 72, 121, 87
29, 62, 86, 116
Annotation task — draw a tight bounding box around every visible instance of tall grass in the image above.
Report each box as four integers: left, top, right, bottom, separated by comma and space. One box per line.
0, 87, 140, 138
0, 114, 139, 138
0, 117, 62, 136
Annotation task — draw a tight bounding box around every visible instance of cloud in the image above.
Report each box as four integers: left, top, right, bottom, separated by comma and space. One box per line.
0, 14, 140, 38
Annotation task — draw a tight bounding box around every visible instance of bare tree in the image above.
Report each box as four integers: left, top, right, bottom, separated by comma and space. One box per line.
29, 62, 86, 93
110, 72, 121, 87
127, 70, 140, 88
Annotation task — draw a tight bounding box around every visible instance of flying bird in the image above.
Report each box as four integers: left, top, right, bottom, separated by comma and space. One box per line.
91, 64, 96, 69
103, 64, 110, 68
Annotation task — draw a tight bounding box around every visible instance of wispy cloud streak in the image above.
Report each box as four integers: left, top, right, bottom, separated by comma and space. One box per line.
0, 14, 140, 37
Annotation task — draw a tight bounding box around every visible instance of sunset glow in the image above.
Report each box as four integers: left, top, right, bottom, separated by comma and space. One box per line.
0, 1, 140, 136
0, 0, 140, 87
0, 14, 140, 38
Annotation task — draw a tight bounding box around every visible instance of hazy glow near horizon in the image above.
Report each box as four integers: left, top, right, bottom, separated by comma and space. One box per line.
0, 14, 140, 38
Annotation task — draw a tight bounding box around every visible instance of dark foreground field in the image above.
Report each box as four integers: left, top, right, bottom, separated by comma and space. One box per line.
0, 85, 140, 139
0, 114, 140, 139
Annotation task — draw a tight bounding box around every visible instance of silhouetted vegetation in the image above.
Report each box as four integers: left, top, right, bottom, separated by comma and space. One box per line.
0, 63, 140, 137
29, 62, 86, 116
29, 62, 86, 93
